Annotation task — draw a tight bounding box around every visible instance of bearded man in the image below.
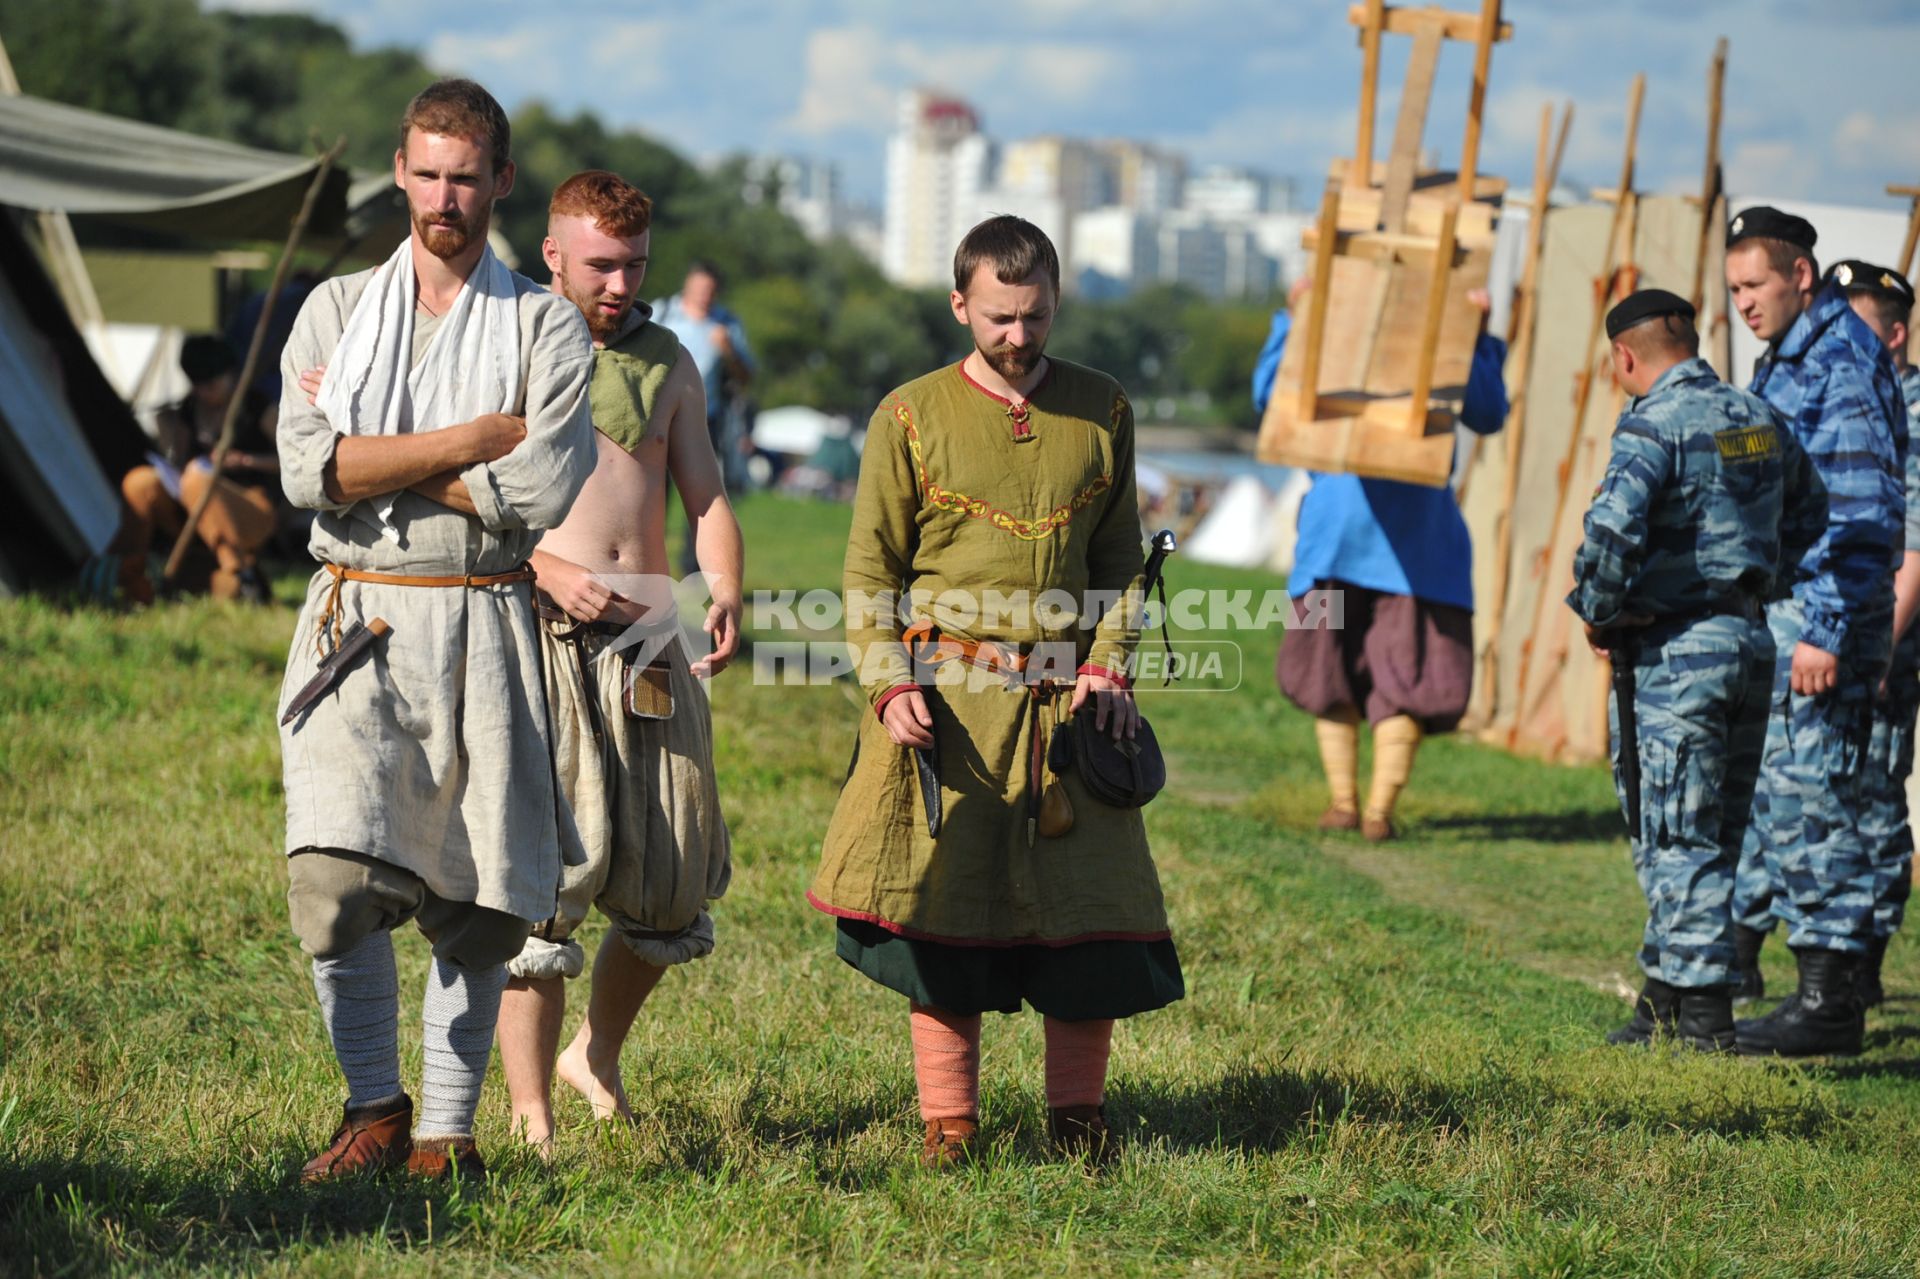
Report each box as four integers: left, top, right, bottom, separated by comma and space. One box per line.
489, 170, 741, 1148
275, 79, 596, 1179
809, 215, 1183, 1167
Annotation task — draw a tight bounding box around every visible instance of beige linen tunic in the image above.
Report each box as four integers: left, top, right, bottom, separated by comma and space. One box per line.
275, 266, 596, 923
809, 360, 1171, 945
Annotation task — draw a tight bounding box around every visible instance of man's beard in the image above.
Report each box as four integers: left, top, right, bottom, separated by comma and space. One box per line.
979, 338, 1043, 382
412, 208, 481, 261
560, 272, 635, 342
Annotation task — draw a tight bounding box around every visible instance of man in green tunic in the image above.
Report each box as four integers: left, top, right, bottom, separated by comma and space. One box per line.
809, 216, 1183, 1166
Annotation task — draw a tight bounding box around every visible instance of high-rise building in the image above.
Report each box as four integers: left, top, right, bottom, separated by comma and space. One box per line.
882, 91, 988, 288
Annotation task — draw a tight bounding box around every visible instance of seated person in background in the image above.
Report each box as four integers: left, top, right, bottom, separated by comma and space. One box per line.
118, 335, 279, 604
1254, 278, 1509, 841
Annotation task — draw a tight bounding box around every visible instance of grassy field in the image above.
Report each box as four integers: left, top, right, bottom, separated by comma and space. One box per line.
6, 494, 1920, 1276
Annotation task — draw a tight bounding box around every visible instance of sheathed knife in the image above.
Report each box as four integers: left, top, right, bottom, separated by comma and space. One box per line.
914, 733, 942, 838
282, 618, 391, 725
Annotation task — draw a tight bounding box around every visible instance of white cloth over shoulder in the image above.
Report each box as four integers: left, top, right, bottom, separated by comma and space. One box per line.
315, 239, 521, 540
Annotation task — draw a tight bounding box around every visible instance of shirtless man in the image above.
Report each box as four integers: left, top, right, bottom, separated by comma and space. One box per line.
298, 170, 740, 1150
497, 170, 741, 1147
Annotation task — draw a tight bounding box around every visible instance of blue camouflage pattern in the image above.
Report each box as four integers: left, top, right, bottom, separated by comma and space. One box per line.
1862, 363, 1920, 939
1567, 357, 1799, 987
1747, 281, 1906, 656
1732, 286, 1908, 953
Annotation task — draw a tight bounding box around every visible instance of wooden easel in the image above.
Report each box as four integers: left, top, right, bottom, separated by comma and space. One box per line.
1506, 72, 1646, 757
1255, 0, 1511, 488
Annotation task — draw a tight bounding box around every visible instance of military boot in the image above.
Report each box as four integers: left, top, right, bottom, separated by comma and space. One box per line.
1605, 977, 1679, 1046
1858, 935, 1890, 1010
1673, 986, 1737, 1051
1731, 924, 1767, 1007
1735, 947, 1865, 1057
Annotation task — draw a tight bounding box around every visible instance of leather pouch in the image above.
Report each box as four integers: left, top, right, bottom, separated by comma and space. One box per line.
1054, 707, 1166, 809
623, 658, 675, 720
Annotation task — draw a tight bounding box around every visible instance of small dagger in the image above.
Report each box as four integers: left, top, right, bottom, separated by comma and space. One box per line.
281, 618, 391, 726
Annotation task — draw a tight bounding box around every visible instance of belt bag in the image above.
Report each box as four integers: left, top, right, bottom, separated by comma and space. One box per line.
1049, 705, 1166, 809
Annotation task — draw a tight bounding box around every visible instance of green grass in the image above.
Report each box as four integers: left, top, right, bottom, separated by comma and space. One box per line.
6, 494, 1920, 1276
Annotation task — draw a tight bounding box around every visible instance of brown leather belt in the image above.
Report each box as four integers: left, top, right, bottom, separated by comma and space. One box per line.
902, 619, 1072, 844
316, 560, 535, 654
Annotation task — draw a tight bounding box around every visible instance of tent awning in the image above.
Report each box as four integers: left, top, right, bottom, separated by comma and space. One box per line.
0, 94, 351, 241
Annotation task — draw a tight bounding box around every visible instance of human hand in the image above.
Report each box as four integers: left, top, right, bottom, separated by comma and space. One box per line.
1584, 612, 1652, 658
710, 323, 732, 355
1070, 671, 1138, 741
1287, 275, 1314, 310
882, 688, 935, 749
691, 589, 741, 677
537, 557, 627, 623
1790, 641, 1839, 696
462, 413, 527, 464
1468, 287, 1491, 312
298, 365, 326, 405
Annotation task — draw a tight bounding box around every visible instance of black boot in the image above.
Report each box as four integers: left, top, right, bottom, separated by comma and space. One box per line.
1732, 924, 1768, 1007
1735, 947, 1865, 1057
1858, 935, 1889, 1010
1606, 977, 1679, 1046
1674, 986, 1737, 1051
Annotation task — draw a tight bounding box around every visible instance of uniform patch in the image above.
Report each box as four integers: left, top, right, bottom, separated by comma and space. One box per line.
1714, 425, 1779, 462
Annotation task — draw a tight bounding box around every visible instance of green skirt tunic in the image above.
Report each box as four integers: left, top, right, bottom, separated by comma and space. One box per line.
812, 677, 1182, 1016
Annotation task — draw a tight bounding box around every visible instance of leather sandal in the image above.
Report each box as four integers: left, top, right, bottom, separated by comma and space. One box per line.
1048, 1103, 1117, 1164
407, 1135, 487, 1180
920, 1117, 979, 1169
300, 1094, 413, 1183
1317, 806, 1360, 832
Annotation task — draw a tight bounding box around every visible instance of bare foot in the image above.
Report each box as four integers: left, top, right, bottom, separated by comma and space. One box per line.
511, 1107, 556, 1160
556, 1041, 635, 1124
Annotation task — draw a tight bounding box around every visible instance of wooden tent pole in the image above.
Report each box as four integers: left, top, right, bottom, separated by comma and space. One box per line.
1892, 182, 1920, 280
1508, 72, 1643, 746
1454, 0, 1502, 205
1474, 100, 1570, 725
1689, 38, 1728, 314
163, 139, 344, 583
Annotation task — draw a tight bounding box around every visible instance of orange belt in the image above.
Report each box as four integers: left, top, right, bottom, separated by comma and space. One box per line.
316, 561, 535, 654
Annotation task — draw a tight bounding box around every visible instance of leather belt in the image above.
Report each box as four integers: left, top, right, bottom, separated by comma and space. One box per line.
316, 560, 534, 654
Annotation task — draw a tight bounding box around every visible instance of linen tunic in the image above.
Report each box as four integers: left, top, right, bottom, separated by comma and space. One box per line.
275, 265, 596, 922
809, 360, 1170, 945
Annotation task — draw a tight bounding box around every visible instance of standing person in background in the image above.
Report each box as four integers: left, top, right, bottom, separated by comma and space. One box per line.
117, 334, 279, 604
1722, 208, 1906, 1058
1829, 260, 1920, 1010
1254, 277, 1509, 842
1567, 290, 1810, 1052
656, 260, 755, 506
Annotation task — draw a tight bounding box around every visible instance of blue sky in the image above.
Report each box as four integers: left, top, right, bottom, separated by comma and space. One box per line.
220, 0, 1920, 211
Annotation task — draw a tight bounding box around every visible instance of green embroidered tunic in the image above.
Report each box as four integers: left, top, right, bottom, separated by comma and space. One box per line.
809, 360, 1172, 946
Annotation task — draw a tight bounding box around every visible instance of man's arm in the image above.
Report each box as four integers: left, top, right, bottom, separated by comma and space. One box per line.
663, 351, 744, 675
1795, 365, 1903, 661
1074, 389, 1148, 740
845, 397, 927, 747
1566, 420, 1671, 635
456, 296, 597, 534
290, 363, 521, 510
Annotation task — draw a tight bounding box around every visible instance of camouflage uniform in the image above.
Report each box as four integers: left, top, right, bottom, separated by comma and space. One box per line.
1568, 357, 1810, 988
1731, 283, 1908, 954
1862, 364, 1920, 939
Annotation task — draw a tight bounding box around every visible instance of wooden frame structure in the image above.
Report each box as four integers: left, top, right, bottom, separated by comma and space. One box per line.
1256, 0, 1511, 488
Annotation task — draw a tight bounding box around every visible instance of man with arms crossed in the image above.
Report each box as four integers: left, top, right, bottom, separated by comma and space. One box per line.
278, 79, 595, 1179
494, 171, 741, 1148
1723, 208, 1907, 1056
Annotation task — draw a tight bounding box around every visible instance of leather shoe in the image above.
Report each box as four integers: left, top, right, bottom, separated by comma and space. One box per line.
300, 1094, 413, 1183
1048, 1103, 1117, 1164
920, 1117, 978, 1169
407, 1136, 487, 1180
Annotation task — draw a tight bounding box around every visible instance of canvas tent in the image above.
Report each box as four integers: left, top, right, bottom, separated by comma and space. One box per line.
0, 93, 369, 589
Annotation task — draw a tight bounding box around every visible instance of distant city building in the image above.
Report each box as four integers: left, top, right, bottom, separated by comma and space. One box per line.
878, 90, 1293, 300
882, 91, 989, 287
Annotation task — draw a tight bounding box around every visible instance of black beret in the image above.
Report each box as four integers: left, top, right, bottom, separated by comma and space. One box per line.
1829, 259, 1915, 308
1606, 288, 1697, 340
1727, 205, 1817, 253
178, 334, 238, 385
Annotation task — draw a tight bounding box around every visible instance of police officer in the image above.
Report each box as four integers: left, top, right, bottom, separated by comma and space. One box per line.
1725, 208, 1907, 1057
1569, 289, 1811, 1051
1830, 260, 1920, 1008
